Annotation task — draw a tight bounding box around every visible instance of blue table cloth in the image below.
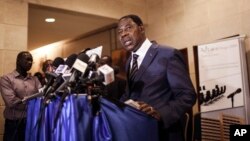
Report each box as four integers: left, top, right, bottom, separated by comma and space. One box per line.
26, 95, 158, 141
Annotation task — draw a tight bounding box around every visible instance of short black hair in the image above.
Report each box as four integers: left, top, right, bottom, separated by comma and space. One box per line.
16, 51, 30, 61
119, 14, 143, 26
16, 51, 31, 66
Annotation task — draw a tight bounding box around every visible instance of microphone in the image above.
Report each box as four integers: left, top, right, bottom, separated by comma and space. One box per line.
55, 53, 90, 93
65, 54, 78, 68
59, 54, 78, 81
80, 48, 91, 54
227, 88, 241, 108
52, 57, 65, 71
88, 53, 100, 70
43, 57, 65, 96
43, 54, 77, 93
90, 64, 115, 85
70, 53, 90, 81
227, 88, 242, 98
54, 54, 78, 74
44, 54, 78, 97
54, 64, 69, 74
22, 87, 44, 103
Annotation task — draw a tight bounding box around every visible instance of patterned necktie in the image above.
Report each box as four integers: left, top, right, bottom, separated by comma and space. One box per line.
129, 54, 139, 81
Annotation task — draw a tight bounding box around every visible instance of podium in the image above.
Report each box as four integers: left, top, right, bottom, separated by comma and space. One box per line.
25, 95, 159, 141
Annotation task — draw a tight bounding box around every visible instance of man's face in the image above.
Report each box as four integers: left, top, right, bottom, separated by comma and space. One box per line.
18, 53, 33, 72
117, 18, 145, 52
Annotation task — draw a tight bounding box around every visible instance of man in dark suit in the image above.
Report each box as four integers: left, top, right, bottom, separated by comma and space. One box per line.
117, 14, 197, 141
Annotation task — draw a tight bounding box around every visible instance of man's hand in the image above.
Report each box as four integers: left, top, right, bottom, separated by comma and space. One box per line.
137, 101, 161, 120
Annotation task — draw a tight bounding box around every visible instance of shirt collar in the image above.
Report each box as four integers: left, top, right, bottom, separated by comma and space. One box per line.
132, 38, 152, 67
133, 38, 152, 56
13, 70, 32, 79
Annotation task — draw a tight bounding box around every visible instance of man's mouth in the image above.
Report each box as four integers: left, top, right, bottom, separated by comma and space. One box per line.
122, 38, 132, 47
124, 40, 132, 46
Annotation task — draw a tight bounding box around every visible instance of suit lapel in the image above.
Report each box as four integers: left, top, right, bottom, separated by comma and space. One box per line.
134, 44, 158, 82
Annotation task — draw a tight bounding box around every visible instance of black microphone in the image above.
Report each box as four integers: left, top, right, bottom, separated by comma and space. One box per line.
43, 57, 65, 96
65, 54, 78, 68
43, 54, 79, 99
227, 88, 242, 98
56, 53, 90, 93
54, 54, 78, 74
52, 57, 65, 70
22, 87, 44, 103
88, 53, 100, 70
80, 48, 91, 54
69, 53, 90, 82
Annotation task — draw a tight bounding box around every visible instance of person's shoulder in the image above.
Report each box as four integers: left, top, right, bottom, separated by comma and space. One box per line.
151, 43, 174, 50
0, 70, 16, 83
152, 43, 177, 55
1, 70, 16, 78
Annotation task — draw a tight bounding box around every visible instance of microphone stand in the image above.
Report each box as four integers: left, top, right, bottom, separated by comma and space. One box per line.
86, 82, 100, 116
228, 96, 234, 108
231, 97, 234, 108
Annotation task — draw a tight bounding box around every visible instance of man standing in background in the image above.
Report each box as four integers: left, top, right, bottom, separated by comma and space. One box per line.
117, 14, 196, 141
0, 51, 41, 141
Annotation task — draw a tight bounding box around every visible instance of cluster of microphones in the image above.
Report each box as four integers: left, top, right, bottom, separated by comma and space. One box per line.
22, 51, 115, 105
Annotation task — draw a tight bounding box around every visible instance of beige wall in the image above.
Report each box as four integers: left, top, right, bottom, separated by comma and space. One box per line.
29, 29, 117, 74
0, 0, 250, 140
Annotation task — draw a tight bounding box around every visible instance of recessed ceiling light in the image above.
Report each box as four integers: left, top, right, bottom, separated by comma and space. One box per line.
45, 18, 55, 23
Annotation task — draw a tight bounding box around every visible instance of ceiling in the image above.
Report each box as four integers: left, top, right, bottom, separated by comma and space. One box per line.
28, 4, 117, 50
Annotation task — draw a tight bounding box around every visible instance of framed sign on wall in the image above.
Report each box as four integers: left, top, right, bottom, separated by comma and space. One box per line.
194, 36, 250, 122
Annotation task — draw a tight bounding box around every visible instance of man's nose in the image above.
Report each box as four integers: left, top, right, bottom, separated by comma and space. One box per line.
120, 30, 129, 37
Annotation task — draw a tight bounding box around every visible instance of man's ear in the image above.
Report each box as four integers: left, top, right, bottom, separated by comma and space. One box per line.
139, 25, 145, 33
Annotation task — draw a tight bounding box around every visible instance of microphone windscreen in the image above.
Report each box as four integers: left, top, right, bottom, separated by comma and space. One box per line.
65, 54, 77, 68
78, 53, 90, 63
52, 57, 65, 68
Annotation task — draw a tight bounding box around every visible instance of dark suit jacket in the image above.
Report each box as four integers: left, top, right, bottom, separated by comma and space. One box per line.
121, 43, 197, 141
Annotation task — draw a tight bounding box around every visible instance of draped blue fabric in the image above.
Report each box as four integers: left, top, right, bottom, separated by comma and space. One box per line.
93, 111, 112, 141
52, 95, 77, 141
75, 95, 93, 141
26, 95, 159, 141
52, 95, 93, 141
99, 98, 159, 141
26, 97, 42, 141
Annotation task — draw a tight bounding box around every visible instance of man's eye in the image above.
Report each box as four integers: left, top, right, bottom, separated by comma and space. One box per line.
118, 30, 123, 35
125, 26, 131, 30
